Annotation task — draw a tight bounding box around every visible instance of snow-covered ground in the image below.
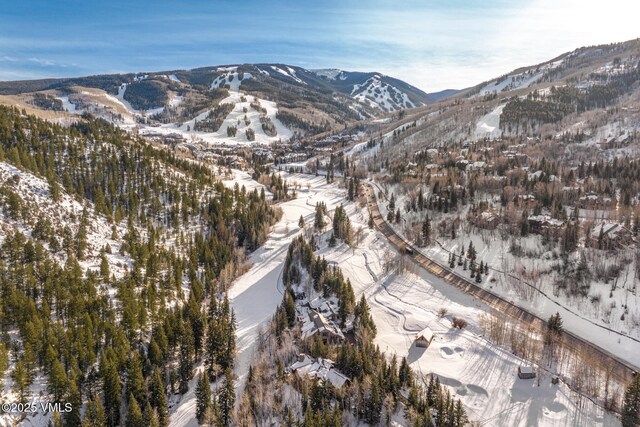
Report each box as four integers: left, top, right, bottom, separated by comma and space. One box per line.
0, 161, 130, 278
352, 75, 416, 111
269, 65, 307, 85
375, 183, 640, 367
475, 104, 505, 140
221, 169, 272, 199
321, 185, 619, 426
168, 171, 620, 426
137, 74, 292, 146
169, 173, 345, 426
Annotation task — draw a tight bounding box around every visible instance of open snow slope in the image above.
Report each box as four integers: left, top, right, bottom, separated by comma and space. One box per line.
138, 83, 292, 146
475, 104, 505, 140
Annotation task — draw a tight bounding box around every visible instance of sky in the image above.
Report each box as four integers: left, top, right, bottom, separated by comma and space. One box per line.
0, 0, 639, 92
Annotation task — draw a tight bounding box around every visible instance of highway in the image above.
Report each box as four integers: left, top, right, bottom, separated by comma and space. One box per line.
363, 183, 638, 387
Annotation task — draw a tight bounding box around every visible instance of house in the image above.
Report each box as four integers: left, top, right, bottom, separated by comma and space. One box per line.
415, 327, 435, 348
469, 161, 487, 170
289, 354, 350, 389
301, 310, 345, 343
591, 222, 634, 248
528, 215, 565, 234
578, 193, 614, 208
518, 366, 536, 379
472, 210, 500, 229
426, 148, 439, 158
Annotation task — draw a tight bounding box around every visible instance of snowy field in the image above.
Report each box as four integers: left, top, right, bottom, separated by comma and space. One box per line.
475, 104, 505, 140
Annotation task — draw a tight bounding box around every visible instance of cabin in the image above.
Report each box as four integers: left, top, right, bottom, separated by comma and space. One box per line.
518, 366, 536, 379
472, 211, 500, 230
415, 327, 435, 348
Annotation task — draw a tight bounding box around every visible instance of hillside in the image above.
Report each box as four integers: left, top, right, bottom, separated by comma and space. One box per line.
0, 105, 287, 427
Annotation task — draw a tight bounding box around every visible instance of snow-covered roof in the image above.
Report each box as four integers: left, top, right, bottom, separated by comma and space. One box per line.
528, 214, 564, 227
592, 222, 624, 238
290, 354, 350, 388
416, 327, 434, 342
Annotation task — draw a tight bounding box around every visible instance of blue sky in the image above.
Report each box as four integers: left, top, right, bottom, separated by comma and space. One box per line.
0, 0, 638, 91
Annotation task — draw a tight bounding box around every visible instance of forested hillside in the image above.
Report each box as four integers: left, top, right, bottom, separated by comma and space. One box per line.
0, 106, 283, 426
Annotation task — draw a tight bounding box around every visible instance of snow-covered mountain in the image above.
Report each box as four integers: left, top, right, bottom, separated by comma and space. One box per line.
0, 63, 449, 139
307, 68, 438, 111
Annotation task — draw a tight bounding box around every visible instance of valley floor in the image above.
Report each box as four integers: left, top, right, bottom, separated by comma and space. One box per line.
170, 171, 621, 427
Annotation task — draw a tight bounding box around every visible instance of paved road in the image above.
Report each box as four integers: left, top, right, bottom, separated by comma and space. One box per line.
363, 183, 637, 386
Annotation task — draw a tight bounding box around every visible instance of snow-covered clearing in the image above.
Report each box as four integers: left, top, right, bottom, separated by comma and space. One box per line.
269, 65, 307, 85
352, 75, 416, 111
478, 60, 563, 96
475, 104, 505, 140
221, 169, 272, 199
138, 86, 292, 147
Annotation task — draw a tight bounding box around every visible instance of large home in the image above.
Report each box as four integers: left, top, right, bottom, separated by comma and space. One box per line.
289, 354, 350, 389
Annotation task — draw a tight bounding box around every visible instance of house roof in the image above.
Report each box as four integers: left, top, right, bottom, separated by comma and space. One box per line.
416, 327, 434, 342
290, 355, 350, 388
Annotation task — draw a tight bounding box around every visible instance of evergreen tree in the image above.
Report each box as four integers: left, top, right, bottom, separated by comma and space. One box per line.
178, 325, 195, 395
82, 398, 107, 427
102, 357, 122, 427
195, 372, 211, 423
64, 375, 82, 427
150, 369, 168, 427
144, 403, 160, 427
13, 359, 31, 404
422, 215, 431, 244
49, 359, 67, 402
314, 203, 326, 230
348, 179, 355, 201
622, 375, 640, 427
126, 353, 146, 405
0, 343, 8, 389
126, 394, 144, 427
219, 368, 235, 426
